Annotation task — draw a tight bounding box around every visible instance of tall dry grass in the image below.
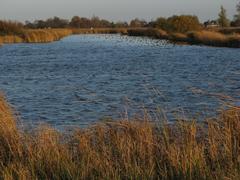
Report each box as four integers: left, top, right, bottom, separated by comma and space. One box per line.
187, 31, 240, 47
23, 29, 72, 43
1, 27, 239, 48
0, 35, 23, 44
1, 95, 240, 179
0, 29, 72, 44
0, 28, 127, 45
126, 28, 240, 48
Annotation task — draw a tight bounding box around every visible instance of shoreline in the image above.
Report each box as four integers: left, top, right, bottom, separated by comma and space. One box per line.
1, 27, 240, 48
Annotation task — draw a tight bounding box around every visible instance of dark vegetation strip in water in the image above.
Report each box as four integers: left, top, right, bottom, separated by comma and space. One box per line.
1, 94, 240, 179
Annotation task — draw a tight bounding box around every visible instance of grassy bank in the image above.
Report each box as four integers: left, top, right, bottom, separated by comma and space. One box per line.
0, 27, 240, 48
0, 28, 127, 44
0, 29, 72, 44
126, 28, 240, 48
1, 95, 240, 179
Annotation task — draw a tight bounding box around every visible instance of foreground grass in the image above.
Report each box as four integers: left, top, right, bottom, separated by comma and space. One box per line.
1, 95, 240, 179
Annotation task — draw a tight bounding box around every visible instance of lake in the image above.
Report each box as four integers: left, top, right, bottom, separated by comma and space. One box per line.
0, 34, 239, 128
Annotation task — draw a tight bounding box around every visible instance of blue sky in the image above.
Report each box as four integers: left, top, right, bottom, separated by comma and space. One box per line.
0, 0, 238, 22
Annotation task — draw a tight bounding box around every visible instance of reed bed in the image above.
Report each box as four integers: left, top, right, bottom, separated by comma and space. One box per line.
1, 95, 240, 179
0, 35, 23, 44
187, 31, 240, 47
1, 27, 240, 48
126, 28, 240, 48
0, 29, 72, 44
23, 29, 72, 43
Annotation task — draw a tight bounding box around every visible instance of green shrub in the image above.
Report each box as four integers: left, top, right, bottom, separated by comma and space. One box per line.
154, 15, 202, 33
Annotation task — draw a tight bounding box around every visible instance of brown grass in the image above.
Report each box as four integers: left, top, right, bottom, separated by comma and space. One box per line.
1, 95, 240, 179
169, 33, 189, 42
216, 27, 240, 35
126, 28, 240, 48
0, 35, 23, 44
23, 29, 72, 43
0, 29, 72, 44
1, 27, 240, 48
0, 28, 127, 44
187, 31, 240, 47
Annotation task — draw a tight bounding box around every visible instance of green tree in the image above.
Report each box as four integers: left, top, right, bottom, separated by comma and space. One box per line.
166, 15, 201, 32
234, 1, 240, 20
218, 6, 230, 27
232, 1, 240, 26
154, 17, 169, 29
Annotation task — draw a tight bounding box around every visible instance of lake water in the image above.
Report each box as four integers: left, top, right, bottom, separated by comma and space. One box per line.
0, 34, 240, 128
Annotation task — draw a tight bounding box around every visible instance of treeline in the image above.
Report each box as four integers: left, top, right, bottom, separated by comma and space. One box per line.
24, 15, 202, 33
1, 1, 240, 36
213, 2, 240, 27
25, 16, 129, 29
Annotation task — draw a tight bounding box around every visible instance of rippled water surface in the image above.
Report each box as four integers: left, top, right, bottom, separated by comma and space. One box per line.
0, 34, 240, 127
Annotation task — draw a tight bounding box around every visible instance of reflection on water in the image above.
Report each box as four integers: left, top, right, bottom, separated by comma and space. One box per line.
0, 34, 239, 128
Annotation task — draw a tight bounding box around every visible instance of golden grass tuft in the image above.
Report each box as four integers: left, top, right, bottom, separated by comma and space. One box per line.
187, 31, 228, 45
187, 31, 240, 47
0, 95, 240, 179
0, 35, 23, 44
23, 29, 72, 43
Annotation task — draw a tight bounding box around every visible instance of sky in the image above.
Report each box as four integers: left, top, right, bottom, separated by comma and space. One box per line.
0, 0, 238, 23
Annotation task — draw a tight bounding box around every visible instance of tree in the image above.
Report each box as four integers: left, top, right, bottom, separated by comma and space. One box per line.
232, 1, 240, 27
130, 18, 147, 27
234, 1, 240, 20
70, 16, 82, 28
166, 15, 201, 32
218, 6, 230, 27
154, 17, 169, 29
0, 20, 24, 35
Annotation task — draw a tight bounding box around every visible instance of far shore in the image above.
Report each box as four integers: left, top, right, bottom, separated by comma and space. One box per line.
1, 27, 240, 48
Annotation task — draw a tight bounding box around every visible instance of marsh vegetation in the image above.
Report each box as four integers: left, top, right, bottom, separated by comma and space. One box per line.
0, 95, 240, 179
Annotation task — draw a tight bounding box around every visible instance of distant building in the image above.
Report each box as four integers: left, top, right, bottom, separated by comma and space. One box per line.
204, 20, 219, 28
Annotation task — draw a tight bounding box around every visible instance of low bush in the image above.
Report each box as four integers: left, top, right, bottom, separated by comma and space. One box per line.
154, 15, 202, 33
127, 28, 168, 39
